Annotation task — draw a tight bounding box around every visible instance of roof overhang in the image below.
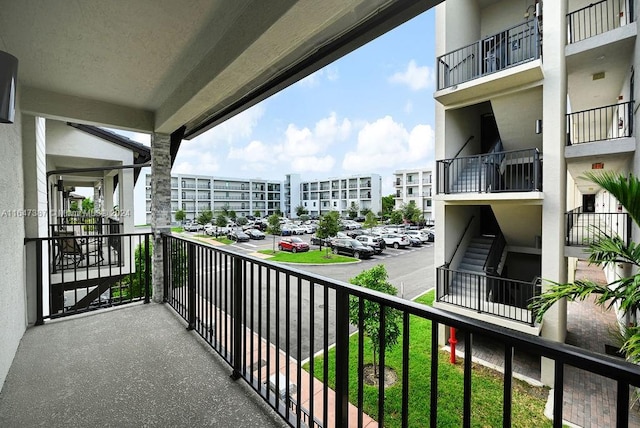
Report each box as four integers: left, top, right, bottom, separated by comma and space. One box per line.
2, 0, 441, 138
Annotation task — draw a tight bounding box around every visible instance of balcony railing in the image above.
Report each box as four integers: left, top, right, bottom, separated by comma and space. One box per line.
437, 18, 541, 90
27, 232, 152, 323
568, 0, 634, 43
566, 101, 634, 145
436, 148, 542, 194
158, 234, 639, 427
436, 265, 540, 326
566, 207, 631, 246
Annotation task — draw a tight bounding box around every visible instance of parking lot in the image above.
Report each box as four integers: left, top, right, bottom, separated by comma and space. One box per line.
183, 229, 435, 300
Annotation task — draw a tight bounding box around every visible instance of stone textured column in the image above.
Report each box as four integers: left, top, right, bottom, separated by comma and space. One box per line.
150, 133, 171, 303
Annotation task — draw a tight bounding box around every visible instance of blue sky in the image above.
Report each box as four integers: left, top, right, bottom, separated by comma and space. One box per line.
125, 9, 436, 224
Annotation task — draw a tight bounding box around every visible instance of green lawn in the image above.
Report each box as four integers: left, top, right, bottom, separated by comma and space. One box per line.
305, 291, 552, 427
171, 227, 184, 232
258, 249, 356, 264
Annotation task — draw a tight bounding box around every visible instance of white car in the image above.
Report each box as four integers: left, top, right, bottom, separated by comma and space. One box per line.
183, 221, 203, 232
378, 233, 410, 249
404, 230, 430, 244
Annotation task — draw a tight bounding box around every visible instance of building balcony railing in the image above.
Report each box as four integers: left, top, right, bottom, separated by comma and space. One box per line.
436, 148, 542, 194
182, 184, 196, 189
437, 18, 541, 90
567, 0, 634, 44
27, 232, 151, 322
213, 185, 246, 190
158, 234, 640, 427
566, 101, 634, 145
566, 206, 631, 246
436, 265, 540, 326
26, 233, 640, 427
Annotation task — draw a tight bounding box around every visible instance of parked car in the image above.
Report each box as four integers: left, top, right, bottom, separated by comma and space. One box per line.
404, 230, 430, 244
345, 229, 366, 238
245, 228, 265, 240
355, 235, 386, 254
227, 230, 250, 242
310, 235, 331, 247
278, 237, 309, 253
183, 221, 203, 232
378, 233, 410, 249
330, 238, 375, 259
404, 234, 422, 247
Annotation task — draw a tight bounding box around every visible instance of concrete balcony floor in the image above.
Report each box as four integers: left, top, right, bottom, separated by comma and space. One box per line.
0, 303, 287, 428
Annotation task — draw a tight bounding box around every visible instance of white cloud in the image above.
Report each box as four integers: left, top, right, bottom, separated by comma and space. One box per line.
404, 100, 414, 114
278, 112, 352, 159
291, 155, 336, 173
388, 60, 434, 91
172, 151, 221, 176
190, 104, 265, 151
341, 116, 434, 172
228, 140, 274, 163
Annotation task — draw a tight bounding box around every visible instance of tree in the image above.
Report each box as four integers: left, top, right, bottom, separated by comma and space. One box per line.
401, 200, 421, 224
197, 209, 213, 225
215, 212, 227, 236
389, 210, 403, 225
531, 172, 640, 362
381, 194, 395, 219
348, 202, 359, 219
69, 200, 79, 212
363, 211, 378, 230
236, 217, 248, 226
81, 197, 94, 213
228, 210, 237, 221
295, 204, 308, 217
299, 214, 310, 222
361, 207, 372, 217
348, 264, 401, 377
254, 210, 262, 218
266, 213, 282, 252
316, 211, 340, 255
175, 209, 186, 223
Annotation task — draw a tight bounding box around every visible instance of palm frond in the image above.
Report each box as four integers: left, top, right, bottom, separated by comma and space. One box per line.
582, 171, 640, 227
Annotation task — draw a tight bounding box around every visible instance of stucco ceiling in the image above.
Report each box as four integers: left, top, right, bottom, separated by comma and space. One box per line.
0, 0, 440, 137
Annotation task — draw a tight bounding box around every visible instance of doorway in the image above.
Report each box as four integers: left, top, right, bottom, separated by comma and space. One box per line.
583, 194, 596, 212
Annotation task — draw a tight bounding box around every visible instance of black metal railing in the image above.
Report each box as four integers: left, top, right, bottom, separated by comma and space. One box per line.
27, 232, 152, 324
436, 265, 540, 326
437, 19, 541, 90
568, 0, 634, 43
446, 216, 475, 268
162, 233, 640, 427
566, 101, 634, 145
437, 148, 542, 194
565, 209, 631, 246
483, 231, 506, 275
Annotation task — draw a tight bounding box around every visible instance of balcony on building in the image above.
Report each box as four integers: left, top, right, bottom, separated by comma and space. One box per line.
435, 17, 543, 107
12, 232, 640, 427
436, 140, 544, 203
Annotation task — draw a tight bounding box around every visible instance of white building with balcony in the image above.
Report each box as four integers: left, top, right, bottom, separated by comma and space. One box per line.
393, 168, 434, 221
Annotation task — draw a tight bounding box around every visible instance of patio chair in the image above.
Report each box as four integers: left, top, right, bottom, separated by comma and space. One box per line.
53, 231, 84, 269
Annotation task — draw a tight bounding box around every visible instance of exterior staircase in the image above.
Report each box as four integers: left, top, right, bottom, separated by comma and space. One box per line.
451, 158, 486, 193
449, 236, 493, 307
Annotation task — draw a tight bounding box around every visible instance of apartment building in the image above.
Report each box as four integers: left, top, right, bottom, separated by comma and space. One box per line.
393, 168, 434, 221
287, 173, 382, 218
433, 0, 637, 384
145, 174, 283, 223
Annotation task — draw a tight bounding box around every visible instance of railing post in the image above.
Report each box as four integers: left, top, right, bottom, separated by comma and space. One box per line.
478, 154, 483, 193
35, 239, 44, 326
187, 242, 196, 330
231, 257, 243, 380
144, 234, 150, 304
162, 234, 169, 303
334, 287, 350, 427
533, 149, 540, 191
477, 275, 482, 314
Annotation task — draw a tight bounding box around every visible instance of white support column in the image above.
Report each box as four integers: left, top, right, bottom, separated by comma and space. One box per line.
119, 168, 135, 233
150, 133, 172, 303
540, 0, 568, 386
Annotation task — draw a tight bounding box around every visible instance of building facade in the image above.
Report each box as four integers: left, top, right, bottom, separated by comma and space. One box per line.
145, 174, 283, 223
433, 0, 638, 384
288, 173, 383, 218
393, 168, 434, 221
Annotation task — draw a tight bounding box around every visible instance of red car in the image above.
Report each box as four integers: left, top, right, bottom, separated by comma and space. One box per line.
278, 237, 309, 253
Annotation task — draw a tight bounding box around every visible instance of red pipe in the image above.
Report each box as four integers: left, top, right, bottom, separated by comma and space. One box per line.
449, 327, 457, 364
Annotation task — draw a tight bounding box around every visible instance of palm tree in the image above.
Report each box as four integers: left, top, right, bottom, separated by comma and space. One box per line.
530, 171, 640, 362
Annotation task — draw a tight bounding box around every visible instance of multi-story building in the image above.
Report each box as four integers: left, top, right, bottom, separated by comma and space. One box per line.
433, 0, 637, 384
287, 173, 382, 218
145, 173, 283, 223
393, 168, 434, 221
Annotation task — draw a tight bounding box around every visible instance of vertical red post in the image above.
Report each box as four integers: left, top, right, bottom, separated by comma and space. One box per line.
449, 327, 457, 364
